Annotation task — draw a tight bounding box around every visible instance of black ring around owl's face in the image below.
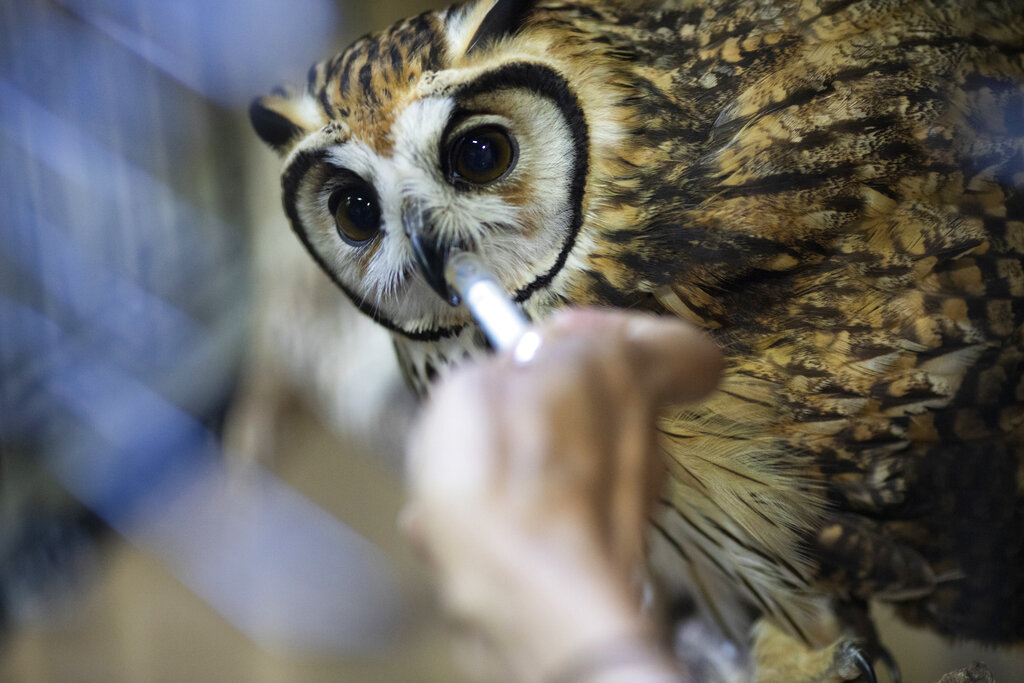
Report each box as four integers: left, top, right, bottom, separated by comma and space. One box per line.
280, 63, 589, 342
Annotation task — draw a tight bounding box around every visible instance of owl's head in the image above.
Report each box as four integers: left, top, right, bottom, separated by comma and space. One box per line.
251, 0, 644, 345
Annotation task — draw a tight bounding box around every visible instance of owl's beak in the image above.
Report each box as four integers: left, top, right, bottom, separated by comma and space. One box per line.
402, 199, 459, 306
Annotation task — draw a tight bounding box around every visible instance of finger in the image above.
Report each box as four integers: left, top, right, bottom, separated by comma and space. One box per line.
522, 309, 721, 561
607, 401, 656, 573
532, 308, 723, 407
623, 313, 723, 405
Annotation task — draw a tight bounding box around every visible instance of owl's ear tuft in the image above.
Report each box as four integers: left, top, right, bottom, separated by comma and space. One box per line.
249, 90, 317, 155
466, 0, 536, 55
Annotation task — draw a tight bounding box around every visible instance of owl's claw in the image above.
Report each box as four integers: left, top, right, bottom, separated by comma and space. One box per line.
877, 646, 900, 683
848, 647, 877, 683
753, 619, 887, 683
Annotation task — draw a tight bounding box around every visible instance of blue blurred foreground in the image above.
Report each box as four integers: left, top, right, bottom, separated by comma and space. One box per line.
0, 0, 403, 654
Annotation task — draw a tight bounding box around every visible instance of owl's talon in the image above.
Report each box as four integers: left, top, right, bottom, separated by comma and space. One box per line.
877, 646, 900, 683
753, 619, 883, 683
848, 647, 877, 683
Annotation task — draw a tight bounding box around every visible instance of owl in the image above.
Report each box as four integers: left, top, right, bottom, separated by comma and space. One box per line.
250, 0, 1024, 680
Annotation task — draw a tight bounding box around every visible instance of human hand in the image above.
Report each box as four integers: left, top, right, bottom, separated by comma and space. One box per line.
403, 309, 723, 682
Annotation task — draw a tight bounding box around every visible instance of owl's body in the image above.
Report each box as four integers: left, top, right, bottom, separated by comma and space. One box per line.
252, 0, 1024, 678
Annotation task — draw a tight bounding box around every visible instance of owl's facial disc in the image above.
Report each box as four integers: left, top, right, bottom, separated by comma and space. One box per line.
404, 123, 520, 304
278, 62, 589, 341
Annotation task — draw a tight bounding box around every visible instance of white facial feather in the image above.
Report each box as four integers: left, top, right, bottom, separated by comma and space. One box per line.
298, 82, 580, 335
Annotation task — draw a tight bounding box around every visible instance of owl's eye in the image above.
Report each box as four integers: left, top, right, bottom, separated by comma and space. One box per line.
448, 126, 517, 186
328, 181, 381, 246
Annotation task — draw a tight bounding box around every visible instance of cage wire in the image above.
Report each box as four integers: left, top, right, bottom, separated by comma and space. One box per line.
0, 0, 407, 656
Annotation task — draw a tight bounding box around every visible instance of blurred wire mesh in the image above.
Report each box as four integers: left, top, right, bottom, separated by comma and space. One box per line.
0, 1, 452, 680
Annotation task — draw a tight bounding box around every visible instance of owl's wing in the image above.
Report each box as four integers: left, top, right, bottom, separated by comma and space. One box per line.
641, 0, 1024, 644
